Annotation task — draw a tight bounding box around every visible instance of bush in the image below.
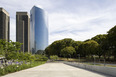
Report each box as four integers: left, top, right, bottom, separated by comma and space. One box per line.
50, 55, 59, 61
35, 55, 48, 61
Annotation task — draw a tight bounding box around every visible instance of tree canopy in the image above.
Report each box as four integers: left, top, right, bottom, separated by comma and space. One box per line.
45, 25, 116, 61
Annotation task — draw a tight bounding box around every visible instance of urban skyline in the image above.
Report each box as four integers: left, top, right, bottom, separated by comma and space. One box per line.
0, 1, 116, 77
0, 6, 48, 53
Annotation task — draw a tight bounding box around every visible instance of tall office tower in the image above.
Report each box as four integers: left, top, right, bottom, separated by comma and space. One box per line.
0, 8, 10, 42
30, 6, 48, 54
16, 12, 30, 53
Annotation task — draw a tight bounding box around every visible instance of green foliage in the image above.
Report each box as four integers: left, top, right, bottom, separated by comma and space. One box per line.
45, 25, 116, 61
0, 61, 46, 76
0, 39, 48, 61
91, 34, 108, 58
35, 55, 48, 61
6, 51, 18, 60
45, 38, 76, 56
0, 39, 48, 76
50, 55, 59, 61
0, 39, 8, 56
72, 41, 82, 55
91, 34, 107, 44
107, 25, 116, 44
84, 40, 99, 57
61, 46, 76, 58
0, 39, 22, 59
107, 25, 116, 58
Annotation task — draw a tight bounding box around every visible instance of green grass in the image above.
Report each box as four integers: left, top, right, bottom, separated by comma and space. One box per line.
59, 57, 86, 62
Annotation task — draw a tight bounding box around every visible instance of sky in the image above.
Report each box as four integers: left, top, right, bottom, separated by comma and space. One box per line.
0, 0, 116, 44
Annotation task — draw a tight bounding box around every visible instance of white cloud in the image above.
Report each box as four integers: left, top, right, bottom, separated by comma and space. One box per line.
10, 18, 16, 41
0, 0, 116, 44
49, 8, 116, 44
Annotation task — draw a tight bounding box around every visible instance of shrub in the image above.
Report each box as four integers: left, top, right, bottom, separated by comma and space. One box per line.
0, 61, 46, 76
50, 55, 59, 61
35, 55, 48, 61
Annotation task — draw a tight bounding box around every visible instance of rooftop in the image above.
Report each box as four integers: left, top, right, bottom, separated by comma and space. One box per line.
0, 8, 9, 16
16, 12, 30, 17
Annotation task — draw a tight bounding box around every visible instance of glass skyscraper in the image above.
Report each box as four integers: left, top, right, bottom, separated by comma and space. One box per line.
30, 6, 48, 54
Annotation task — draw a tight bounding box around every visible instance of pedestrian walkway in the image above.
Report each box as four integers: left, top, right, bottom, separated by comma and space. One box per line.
2, 63, 111, 77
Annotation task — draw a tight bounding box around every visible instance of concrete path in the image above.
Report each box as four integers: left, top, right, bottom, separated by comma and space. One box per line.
2, 63, 111, 77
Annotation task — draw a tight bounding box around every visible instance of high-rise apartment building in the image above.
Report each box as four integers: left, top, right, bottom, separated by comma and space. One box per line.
16, 12, 30, 53
30, 6, 48, 54
0, 8, 10, 41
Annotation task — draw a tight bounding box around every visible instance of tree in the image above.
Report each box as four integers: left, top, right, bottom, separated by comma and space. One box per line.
6, 51, 18, 60
91, 34, 107, 44
78, 42, 85, 57
107, 25, 116, 59
91, 34, 108, 60
45, 38, 75, 56
72, 41, 82, 57
14, 42, 23, 52
61, 38, 75, 47
45, 40, 62, 56
0, 39, 10, 58
78, 40, 99, 59
86, 40, 99, 58
4, 40, 22, 60
61, 46, 76, 59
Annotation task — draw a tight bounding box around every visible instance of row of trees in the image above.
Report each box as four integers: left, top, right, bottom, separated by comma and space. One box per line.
45, 25, 116, 61
45, 38, 76, 58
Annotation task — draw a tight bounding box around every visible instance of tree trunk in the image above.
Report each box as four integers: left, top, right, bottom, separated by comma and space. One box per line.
98, 55, 101, 63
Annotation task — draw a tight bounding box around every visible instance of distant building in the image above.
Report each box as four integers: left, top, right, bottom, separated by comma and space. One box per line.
0, 8, 10, 41
16, 12, 30, 53
30, 6, 48, 54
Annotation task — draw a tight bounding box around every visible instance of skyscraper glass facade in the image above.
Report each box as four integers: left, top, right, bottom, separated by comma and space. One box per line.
30, 6, 48, 54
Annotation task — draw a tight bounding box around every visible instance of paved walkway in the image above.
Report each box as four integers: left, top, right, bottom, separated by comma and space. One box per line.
2, 63, 111, 77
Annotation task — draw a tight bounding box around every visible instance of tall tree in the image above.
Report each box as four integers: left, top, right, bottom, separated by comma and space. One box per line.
45, 38, 75, 56
91, 34, 108, 59
61, 46, 76, 59
107, 25, 116, 59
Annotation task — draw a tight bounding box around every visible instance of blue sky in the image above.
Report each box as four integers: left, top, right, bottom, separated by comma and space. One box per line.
0, 0, 116, 44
